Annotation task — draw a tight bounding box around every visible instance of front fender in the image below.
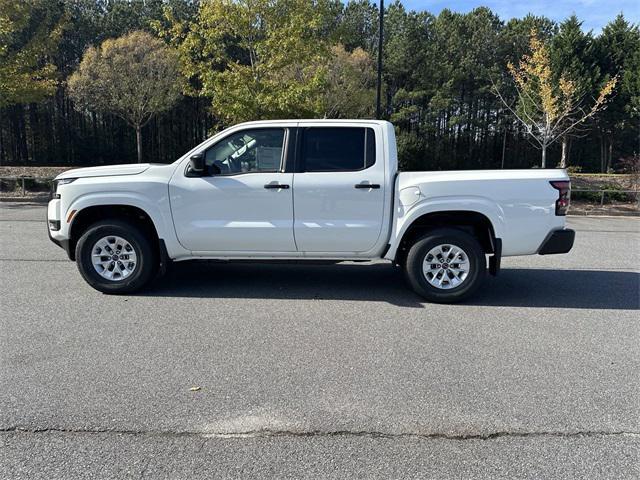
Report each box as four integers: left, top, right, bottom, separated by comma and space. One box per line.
385, 196, 505, 260
64, 191, 189, 259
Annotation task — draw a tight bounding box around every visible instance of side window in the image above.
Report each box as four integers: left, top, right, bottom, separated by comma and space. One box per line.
204, 128, 285, 174
301, 127, 376, 172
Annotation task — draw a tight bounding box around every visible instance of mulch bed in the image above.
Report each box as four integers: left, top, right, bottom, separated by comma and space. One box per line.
0, 166, 74, 178
569, 201, 639, 216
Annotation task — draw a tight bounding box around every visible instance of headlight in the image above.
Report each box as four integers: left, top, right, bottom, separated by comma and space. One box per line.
55, 178, 77, 187
52, 178, 77, 199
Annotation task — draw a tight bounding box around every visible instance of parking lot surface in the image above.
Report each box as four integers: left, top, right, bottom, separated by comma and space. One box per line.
1, 204, 638, 478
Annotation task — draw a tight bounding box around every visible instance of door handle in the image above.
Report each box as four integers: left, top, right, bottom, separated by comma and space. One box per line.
264, 183, 290, 189
354, 183, 380, 189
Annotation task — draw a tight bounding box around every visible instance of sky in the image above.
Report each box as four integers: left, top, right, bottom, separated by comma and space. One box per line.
399, 0, 639, 33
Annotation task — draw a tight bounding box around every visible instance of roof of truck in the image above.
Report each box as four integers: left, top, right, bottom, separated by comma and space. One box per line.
234, 119, 391, 126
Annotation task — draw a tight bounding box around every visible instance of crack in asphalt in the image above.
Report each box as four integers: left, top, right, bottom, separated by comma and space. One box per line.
1, 426, 638, 441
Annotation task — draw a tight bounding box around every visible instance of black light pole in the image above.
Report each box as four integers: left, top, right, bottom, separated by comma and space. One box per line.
376, 0, 384, 119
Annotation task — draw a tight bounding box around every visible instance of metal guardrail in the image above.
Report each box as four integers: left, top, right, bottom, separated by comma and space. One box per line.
571, 189, 639, 206
0, 176, 54, 196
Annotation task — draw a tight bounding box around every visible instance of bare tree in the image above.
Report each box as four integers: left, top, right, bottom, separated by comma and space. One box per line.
493, 31, 617, 168
69, 31, 182, 163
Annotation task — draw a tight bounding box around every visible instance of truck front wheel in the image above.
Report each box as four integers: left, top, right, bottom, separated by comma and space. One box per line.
75, 219, 157, 294
404, 228, 485, 303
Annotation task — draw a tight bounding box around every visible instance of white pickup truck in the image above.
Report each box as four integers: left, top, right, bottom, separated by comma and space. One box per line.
48, 120, 574, 302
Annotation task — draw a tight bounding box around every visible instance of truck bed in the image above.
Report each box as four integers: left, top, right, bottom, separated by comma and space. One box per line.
393, 169, 570, 257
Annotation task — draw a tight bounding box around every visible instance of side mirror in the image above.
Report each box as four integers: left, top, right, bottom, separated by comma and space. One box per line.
189, 153, 205, 174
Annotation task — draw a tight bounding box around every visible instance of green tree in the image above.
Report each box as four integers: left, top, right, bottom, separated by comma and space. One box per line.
68, 30, 183, 163
502, 14, 557, 66
595, 15, 640, 171
1, 2, 638, 174
323, 44, 376, 117
334, 0, 379, 52
0, 0, 65, 108
550, 15, 600, 167
384, 2, 433, 131
430, 8, 503, 166
159, 0, 335, 125
624, 47, 640, 119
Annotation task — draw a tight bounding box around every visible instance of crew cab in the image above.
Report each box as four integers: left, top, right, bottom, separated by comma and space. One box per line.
47, 120, 574, 303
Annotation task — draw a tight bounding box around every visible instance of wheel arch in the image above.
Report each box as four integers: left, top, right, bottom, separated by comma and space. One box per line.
391, 210, 499, 266
68, 204, 160, 261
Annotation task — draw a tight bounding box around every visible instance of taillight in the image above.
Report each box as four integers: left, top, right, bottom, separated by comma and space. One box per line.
550, 181, 570, 216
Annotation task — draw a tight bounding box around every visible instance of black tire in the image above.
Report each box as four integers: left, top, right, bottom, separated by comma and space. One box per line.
75, 219, 158, 294
404, 228, 486, 303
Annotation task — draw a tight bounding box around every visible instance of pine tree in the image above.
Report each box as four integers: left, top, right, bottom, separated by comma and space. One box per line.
550, 15, 600, 167
595, 15, 640, 171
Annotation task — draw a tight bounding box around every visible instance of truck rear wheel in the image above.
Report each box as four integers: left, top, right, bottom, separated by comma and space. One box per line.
404, 228, 485, 303
75, 219, 157, 294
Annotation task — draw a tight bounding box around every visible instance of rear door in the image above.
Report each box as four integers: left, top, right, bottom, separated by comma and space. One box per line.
293, 125, 385, 253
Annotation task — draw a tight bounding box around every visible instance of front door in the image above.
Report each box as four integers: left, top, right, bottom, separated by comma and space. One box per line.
293, 126, 385, 253
169, 127, 296, 253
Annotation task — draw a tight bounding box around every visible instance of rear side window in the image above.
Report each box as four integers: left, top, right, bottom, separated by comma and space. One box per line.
301, 127, 376, 172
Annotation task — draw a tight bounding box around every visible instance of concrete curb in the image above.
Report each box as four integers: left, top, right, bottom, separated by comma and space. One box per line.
567, 214, 640, 218
0, 197, 49, 203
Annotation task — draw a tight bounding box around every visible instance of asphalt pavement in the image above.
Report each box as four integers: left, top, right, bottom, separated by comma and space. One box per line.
1, 204, 638, 478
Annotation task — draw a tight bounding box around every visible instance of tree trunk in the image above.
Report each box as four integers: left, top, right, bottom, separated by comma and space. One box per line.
92, 111, 98, 162
541, 145, 547, 168
606, 139, 613, 172
560, 136, 568, 169
501, 127, 507, 169
0, 111, 5, 165
135, 125, 142, 163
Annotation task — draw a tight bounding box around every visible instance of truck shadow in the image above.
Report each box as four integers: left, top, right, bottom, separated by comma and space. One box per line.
143, 262, 639, 310
473, 268, 639, 310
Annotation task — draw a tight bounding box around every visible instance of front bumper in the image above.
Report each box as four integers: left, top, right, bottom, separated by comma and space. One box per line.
47, 199, 74, 260
47, 227, 73, 259
538, 228, 575, 255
